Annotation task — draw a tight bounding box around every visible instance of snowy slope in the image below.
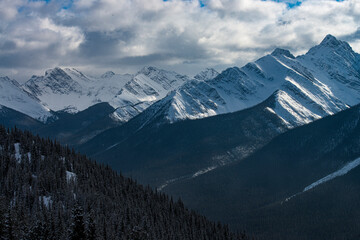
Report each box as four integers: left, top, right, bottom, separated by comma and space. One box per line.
23, 67, 132, 113
110, 66, 190, 122
143, 35, 359, 128
194, 68, 219, 81
0, 76, 52, 122
23, 66, 189, 122
303, 157, 360, 192
9, 34, 360, 128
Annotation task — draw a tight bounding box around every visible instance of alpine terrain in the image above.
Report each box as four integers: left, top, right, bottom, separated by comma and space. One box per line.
0, 34, 360, 239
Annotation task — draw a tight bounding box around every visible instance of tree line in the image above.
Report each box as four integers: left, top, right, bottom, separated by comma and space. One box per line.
0, 125, 247, 239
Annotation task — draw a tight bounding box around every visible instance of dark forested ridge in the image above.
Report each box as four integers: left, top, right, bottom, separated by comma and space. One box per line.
165, 104, 360, 239
0, 126, 246, 240
79, 93, 288, 187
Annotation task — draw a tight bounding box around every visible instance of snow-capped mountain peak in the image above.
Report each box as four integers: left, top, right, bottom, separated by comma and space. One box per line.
3, 34, 359, 129
194, 68, 219, 81
25, 67, 82, 96
0, 76, 52, 122
319, 34, 343, 48
306, 34, 355, 57
299, 35, 360, 96
134, 35, 360, 130
20, 65, 189, 119
44, 67, 76, 83
23, 67, 130, 113
138, 66, 160, 75
101, 71, 115, 79
135, 66, 189, 89
110, 66, 190, 122
64, 68, 91, 81
271, 48, 295, 59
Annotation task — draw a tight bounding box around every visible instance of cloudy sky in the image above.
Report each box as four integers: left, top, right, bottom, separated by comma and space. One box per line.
0, 0, 359, 81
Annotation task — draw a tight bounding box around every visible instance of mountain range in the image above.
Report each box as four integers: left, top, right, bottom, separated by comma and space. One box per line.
165, 103, 360, 239
1, 34, 360, 238
1, 35, 359, 130
76, 34, 360, 187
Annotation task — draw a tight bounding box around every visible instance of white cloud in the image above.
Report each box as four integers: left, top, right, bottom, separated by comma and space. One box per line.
0, 0, 24, 21
0, 0, 359, 81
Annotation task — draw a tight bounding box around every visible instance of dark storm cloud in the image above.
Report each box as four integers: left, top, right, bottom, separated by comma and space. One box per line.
0, 41, 17, 51
342, 28, 360, 42
0, 43, 62, 68
78, 31, 134, 58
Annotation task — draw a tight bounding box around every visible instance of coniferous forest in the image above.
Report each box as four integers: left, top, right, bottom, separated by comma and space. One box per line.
0, 126, 246, 239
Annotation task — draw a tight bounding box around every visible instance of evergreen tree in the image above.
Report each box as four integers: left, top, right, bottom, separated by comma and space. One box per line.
0, 126, 246, 240
86, 212, 97, 240
70, 204, 86, 240
0, 197, 7, 238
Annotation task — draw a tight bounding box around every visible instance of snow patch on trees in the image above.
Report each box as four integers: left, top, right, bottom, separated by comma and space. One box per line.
39, 196, 52, 208
66, 171, 77, 183
14, 143, 21, 163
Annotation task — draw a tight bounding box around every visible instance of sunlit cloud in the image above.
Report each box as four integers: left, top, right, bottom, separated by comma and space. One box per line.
0, 0, 359, 81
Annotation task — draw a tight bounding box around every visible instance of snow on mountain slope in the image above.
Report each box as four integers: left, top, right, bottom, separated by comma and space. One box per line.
298, 34, 360, 105
10, 34, 360, 127
143, 35, 359, 128
110, 66, 190, 122
304, 157, 360, 193
194, 68, 219, 81
23, 67, 132, 113
23, 66, 189, 122
0, 76, 52, 122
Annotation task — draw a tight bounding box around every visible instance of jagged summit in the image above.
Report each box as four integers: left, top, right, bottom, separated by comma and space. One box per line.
25, 67, 82, 96
0, 76, 23, 90
271, 48, 295, 59
101, 71, 115, 78
44, 67, 70, 78
138, 66, 162, 75
0, 75, 52, 122
2, 34, 359, 127
126, 34, 360, 128
0, 76, 16, 84
194, 68, 219, 81
306, 34, 354, 56
211, 67, 248, 84
320, 34, 342, 47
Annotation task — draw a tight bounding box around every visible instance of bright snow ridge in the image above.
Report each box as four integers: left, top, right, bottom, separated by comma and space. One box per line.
284, 157, 360, 203
158, 35, 359, 128
303, 157, 360, 192
0, 77, 52, 122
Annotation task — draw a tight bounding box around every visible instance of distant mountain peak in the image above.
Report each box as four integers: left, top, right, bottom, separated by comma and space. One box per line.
44, 67, 72, 80
304, 34, 356, 60
24, 66, 82, 98
0, 76, 21, 88
214, 67, 245, 82
313, 34, 354, 53
0, 75, 52, 122
320, 34, 341, 47
194, 68, 219, 81
138, 66, 161, 75
0, 76, 11, 82
45, 66, 63, 74
271, 48, 295, 59
101, 71, 115, 78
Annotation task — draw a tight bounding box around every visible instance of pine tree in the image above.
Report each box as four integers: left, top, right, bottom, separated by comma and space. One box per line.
0, 197, 7, 238
0, 126, 246, 240
3, 210, 15, 240
69, 204, 86, 240
86, 212, 97, 240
